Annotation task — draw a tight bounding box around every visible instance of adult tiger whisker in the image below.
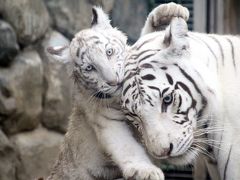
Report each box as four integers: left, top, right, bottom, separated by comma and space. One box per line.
192, 144, 215, 160
194, 139, 222, 144
193, 140, 221, 150
194, 128, 224, 134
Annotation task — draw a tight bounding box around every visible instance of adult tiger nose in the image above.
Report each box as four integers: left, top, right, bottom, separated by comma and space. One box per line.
158, 143, 173, 157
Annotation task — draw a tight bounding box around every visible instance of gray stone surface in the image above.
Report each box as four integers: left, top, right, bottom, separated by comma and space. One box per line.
0, 49, 43, 134
11, 127, 64, 180
38, 30, 72, 133
101, 0, 116, 12
0, 0, 50, 45
44, 0, 115, 38
111, 0, 149, 43
0, 130, 18, 180
0, 20, 19, 67
0, 78, 16, 117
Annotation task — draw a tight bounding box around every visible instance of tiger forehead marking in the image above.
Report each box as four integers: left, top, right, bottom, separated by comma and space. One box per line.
123, 62, 206, 116
73, 30, 125, 61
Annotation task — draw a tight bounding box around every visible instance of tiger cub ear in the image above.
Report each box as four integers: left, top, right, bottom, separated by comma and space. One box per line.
46, 45, 71, 64
91, 6, 112, 29
163, 17, 189, 52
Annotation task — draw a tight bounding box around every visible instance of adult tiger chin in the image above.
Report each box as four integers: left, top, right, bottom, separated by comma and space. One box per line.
122, 16, 240, 180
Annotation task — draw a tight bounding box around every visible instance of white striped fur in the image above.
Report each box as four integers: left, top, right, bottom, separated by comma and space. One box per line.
46, 3, 189, 179
122, 17, 240, 180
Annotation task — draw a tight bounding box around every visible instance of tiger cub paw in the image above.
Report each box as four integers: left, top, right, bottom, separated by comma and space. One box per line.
150, 2, 189, 28
123, 163, 164, 180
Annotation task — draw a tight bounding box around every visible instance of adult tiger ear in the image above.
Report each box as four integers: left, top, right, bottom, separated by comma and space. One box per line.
46, 45, 71, 64
91, 6, 112, 29
163, 17, 189, 54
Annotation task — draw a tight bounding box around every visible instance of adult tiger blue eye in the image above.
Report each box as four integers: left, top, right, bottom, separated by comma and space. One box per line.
106, 48, 113, 56
163, 94, 172, 104
86, 65, 94, 71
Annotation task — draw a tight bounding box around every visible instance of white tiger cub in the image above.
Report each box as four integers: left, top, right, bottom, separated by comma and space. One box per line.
46, 4, 189, 180
122, 14, 240, 180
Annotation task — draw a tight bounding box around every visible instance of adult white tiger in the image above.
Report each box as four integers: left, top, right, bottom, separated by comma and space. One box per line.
46, 3, 189, 180
122, 15, 240, 180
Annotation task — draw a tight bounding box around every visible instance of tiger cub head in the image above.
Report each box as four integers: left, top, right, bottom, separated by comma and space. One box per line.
122, 18, 215, 165
47, 7, 127, 99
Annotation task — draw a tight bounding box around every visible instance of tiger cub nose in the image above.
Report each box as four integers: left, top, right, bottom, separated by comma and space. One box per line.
107, 80, 118, 86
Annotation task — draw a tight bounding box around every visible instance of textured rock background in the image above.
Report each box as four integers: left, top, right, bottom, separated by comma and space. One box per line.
11, 127, 63, 180
39, 31, 71, 133
0, 0, 150, 179
0, 49, 43, 134
0, 0, 50, 45
0, 20, 19, 66
44, 0, 115, 39
111, 0, 149, 43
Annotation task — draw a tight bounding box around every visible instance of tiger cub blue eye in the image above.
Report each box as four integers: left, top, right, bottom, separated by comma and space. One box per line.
106, 48, 114, 56
85, 65, 94, 71
163, 94, 173, 104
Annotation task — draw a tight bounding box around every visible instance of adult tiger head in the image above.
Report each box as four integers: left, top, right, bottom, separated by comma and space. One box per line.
122, 18, 216, 165
47, 7, 127, 99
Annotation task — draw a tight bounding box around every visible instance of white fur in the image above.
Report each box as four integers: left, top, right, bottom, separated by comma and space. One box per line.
46, 3, 189, 179
122, 16, 240, 180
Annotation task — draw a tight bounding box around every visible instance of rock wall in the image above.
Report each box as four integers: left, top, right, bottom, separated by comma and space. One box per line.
0, 0, 149, 179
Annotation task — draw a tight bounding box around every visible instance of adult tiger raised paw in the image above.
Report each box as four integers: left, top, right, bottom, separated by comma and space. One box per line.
141, 2, 189, 36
